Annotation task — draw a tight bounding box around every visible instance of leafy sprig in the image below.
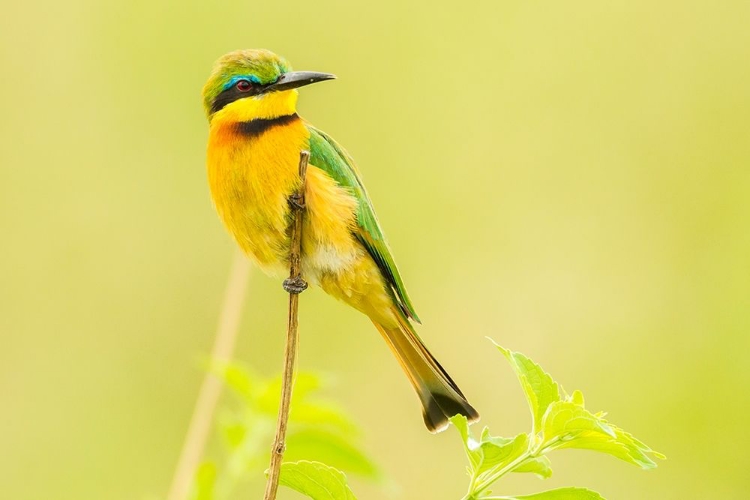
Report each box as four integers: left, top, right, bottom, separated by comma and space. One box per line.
453, 341, 664, 500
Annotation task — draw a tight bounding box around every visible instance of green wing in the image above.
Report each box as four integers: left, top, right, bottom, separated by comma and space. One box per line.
306, 124, 420, 323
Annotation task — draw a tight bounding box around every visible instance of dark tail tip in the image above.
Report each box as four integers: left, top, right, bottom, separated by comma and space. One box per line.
422, 391, 480, 433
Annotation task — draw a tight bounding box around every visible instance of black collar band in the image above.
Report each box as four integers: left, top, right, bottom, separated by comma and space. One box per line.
235, 114, 300, 138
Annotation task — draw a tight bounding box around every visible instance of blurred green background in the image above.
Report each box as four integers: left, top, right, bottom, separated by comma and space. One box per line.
1, 0, 749, 498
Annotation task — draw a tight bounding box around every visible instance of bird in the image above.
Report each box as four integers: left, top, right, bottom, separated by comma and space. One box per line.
201, 49, 478, 432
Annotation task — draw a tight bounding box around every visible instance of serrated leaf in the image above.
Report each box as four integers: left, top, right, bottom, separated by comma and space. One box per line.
478, 433, 529, 473
542, 401, 616, 443
542, 401, 664, 469
512, 455, 553, 479
278, 460, 357, 500
450, 415, 530, 477
500, 486, 605, 499
286, 428, 380, 479
553, 424, 664, 469
493, 341, 560, 434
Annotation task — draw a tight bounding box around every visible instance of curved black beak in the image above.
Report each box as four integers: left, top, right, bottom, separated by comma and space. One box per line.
267, 71, 336, 92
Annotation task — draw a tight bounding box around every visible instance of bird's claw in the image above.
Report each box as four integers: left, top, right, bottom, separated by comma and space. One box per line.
288, 193, 305, 210
283, 275, 308, 294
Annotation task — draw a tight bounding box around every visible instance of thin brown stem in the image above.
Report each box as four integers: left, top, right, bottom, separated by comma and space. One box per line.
263, 150, 310, 500
167, 251, 251, 500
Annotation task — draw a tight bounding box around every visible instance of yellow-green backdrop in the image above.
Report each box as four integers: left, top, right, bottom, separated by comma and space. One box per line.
1, 1, 748, 498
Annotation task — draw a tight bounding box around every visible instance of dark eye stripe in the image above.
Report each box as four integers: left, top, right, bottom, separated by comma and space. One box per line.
211, 83, 265, 114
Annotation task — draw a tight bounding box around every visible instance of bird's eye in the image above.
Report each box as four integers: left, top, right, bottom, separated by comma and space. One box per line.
235, 80, 253, 92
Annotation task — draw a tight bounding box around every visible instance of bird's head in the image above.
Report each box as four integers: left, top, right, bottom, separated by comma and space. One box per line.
202, 49, 335, 122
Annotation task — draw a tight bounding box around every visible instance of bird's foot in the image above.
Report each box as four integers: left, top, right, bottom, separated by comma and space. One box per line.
288, 193, 305, 210
283, 275, 308, 294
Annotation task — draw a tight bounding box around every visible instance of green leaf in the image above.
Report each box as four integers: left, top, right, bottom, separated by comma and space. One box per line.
257, 372, 328, 415
191, 461, 217, 500
512, 455, 553, 479
493, 341, 560, 434
568, 390, 585, 407
451, 414, 482, 471
478, 431, 529, 473
217, 411, 247, 450
542, 401, 616, 443
498, 486, 605, 499
291, 399, 360, 436
278, 461, 357, 500
286, 428, 381, 479
552, 424, 665, 469
542, 401, 664, 469
450, 415, 530, 477
216, 409, 273, 478
207, 360, 258, 402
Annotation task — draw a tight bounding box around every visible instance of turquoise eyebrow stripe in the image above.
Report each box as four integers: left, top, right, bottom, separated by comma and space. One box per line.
223, 75, 261, 91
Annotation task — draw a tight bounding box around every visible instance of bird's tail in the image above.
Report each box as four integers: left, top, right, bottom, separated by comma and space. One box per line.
373, 314, 479, 433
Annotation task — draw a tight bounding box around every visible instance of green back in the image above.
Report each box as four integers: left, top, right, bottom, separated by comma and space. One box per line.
306, 124, 420, 323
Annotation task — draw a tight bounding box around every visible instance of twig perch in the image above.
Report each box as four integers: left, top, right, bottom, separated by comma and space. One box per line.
263, 150, 310, 500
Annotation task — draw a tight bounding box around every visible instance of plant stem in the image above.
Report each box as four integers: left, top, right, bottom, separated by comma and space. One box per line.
471, 452, 534, 495
167, 250, 251, 500
470, 436, 562, 496
462, 466, 481, 500
263, 151, 310, 500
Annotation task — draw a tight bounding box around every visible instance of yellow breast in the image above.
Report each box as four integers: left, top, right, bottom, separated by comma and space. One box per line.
207, 114, 309, 273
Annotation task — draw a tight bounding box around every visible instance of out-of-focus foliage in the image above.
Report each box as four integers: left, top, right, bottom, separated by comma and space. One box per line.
451, 343, 663, 500
193, 362, 378, 499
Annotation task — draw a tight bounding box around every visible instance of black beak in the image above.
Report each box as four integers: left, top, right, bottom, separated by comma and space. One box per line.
266, 71, 336, 92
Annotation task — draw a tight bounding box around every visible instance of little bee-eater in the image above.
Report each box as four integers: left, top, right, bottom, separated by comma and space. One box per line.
202, 49, 478, 432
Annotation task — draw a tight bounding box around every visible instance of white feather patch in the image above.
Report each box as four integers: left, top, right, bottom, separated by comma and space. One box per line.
308, 245, 357, 273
